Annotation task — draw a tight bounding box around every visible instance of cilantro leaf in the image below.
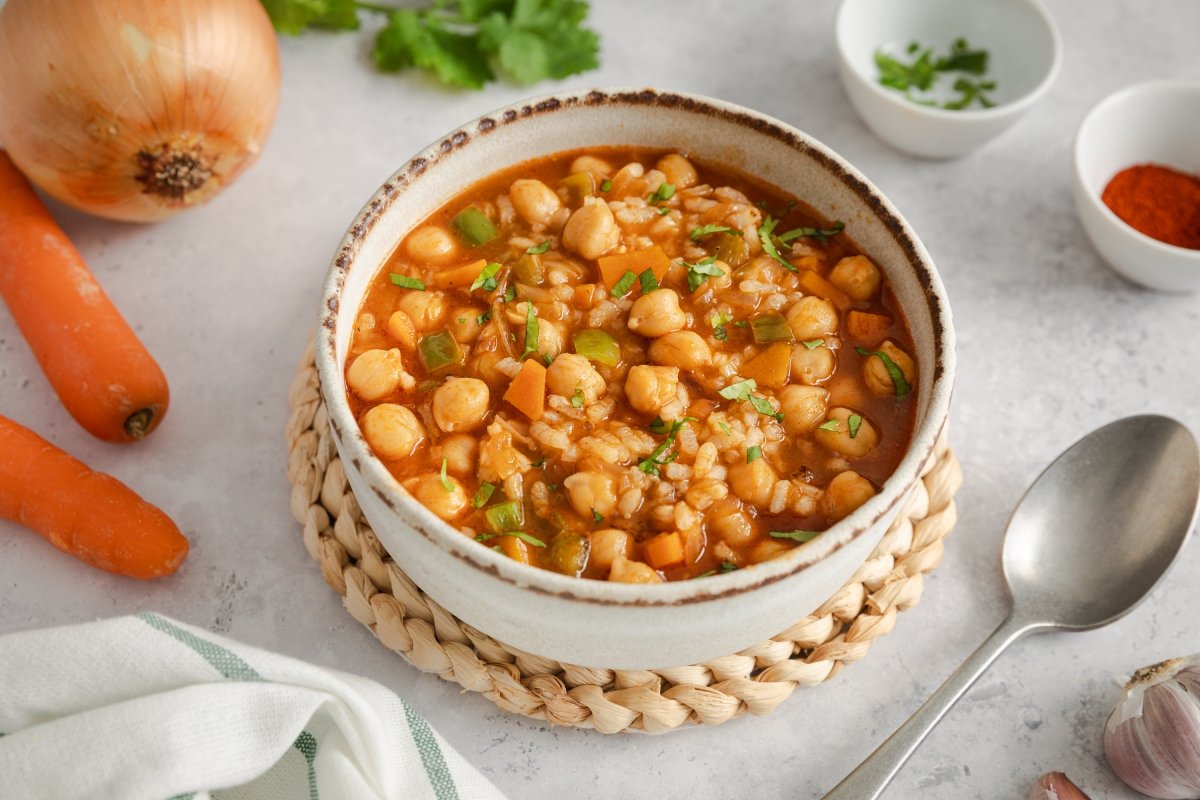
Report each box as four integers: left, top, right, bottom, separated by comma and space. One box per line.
690, 224, 740, 241
770, 530, 821, 543
683, 257, 725, 292
718, 378, 756, 402
374, 9, 494, 90
261, 0, 360, 35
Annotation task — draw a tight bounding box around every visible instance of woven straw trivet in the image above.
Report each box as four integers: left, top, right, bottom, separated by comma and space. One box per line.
285, 339, 962, 733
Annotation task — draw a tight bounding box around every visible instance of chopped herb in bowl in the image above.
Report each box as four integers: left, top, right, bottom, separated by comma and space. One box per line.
874, 38, 997, 110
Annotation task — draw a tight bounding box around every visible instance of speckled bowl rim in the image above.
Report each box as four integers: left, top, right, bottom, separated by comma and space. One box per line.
834, 0, 1063, 121
1073, 79, 1200, 260
315, 87, 956, 608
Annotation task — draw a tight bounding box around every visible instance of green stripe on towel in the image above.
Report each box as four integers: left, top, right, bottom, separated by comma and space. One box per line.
138, 613, 263, 682
294, 731, 320, 800
402, 701, 460, 800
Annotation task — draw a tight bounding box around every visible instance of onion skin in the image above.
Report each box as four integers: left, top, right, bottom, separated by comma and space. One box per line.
1029, 772, 1092, 800
1104, 656, 1200, 800
0, 0, 280, 222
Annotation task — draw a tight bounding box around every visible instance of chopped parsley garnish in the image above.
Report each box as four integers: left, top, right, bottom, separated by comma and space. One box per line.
848, 413, 863, 439
690, 224, 740, 241
770, 530, 821, 543
527, 240, 551, 254
611, 270, 638, 297
532, 457, 546, 469
758, 215, 795, 271
684, 257, 725, 292
476, 310, 492, 326
760, 216, 846, 270
746, 445, 763, 463
649, 416, 668, 435
817, 419, 841, 433
547, 483, 558, 491
732, 320, 749, 328
542, 352, 553, 366
875, 38, 995, 110
475, 531, 547, 548
638, 269, 659, 294
591, 509, 604, 522
718, 378, 757, 402
718, 421, 732, 435
501, 283, 517, 303
856, 347, 912, 396
647, 182, 676, 204
473, 481, 496, 508
521, 303, 539, 359
570, 388, 584, 408
694, 561, 741, 579
775, 221, 845, 243
469, 262, 502, 293
749, 395, 784, 421
710, 311, 733, 341
638, 417, 695, 476
439, 458, 453, 491
600, 179, 613, 192
389, 273, 426, 290
801, 338, 825, 350
658, 206, 672, 216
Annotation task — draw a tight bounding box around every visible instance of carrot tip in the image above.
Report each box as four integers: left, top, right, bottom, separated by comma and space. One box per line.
124, 408, 155, 439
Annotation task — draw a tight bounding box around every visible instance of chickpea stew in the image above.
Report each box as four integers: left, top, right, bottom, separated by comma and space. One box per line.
345, 148, 918, 583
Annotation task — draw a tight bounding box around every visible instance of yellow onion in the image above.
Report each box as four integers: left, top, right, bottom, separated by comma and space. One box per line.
0, 0, 280, 222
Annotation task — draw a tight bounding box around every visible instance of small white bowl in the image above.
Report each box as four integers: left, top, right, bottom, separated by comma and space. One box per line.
1073, 80, 1200, 292
835, 0, 1061, 159
316, 88, 955, 669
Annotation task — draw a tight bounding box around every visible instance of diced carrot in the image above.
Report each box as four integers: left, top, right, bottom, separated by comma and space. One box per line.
500, 535, 531, 565
432, 258, 487, 290
846, 310, 892, 347
798, 270, 853, 311
597, 245, 671, 291
502, 358, 546, 421
643, 531, 684, 569
741, 342, 793, 389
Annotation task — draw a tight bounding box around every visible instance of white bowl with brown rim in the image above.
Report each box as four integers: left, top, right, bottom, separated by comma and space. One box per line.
315, 88, 955, 670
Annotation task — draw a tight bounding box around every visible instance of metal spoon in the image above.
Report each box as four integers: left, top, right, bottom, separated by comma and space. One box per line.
825, 414, 1200, 800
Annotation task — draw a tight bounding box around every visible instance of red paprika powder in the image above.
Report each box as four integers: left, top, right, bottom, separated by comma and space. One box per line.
1101, 163, 1200, 250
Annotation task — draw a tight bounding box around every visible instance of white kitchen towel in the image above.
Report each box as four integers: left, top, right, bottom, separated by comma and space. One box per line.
0, 613, 505, 800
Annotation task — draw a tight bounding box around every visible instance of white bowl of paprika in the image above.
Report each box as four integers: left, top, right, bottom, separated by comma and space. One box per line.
1074, 80, 1200, 291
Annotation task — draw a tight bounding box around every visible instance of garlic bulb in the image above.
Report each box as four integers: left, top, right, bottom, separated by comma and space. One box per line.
1029, 772, 1092, 800
1105, 655, 1200, 799
0, 0, 280, 222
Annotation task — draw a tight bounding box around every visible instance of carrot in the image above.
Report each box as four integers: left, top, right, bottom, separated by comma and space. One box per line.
797, 270, 853, 311
597, 245, 671, 291
502, 358, 546, 421
741, 342, 793, 389
643, 531, 684, 569
0, 152, 169, 442
0, 414, 189, 579
845, 310, 893, 346
431, 258, 487, 290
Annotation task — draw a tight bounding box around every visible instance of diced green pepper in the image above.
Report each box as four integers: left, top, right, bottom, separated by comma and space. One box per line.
485, 500, 525, 534
572, 329, 620, 366
546, 532, 590, 577
714, 232, 748, 267
559, 172, 595, 204
750, 313, 794, 344
417, 330, 464, 372
513, 253, 545, 286
452, 206, 497, 247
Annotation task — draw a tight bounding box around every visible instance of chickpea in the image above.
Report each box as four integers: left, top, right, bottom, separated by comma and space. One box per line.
509, 179, 562, 228
709, 503, 754, 546
829, 255, 882, 302
823, 470, 876, 521
535, 318, 565, 358
361, 403, 425, 461
570, 154, 613, 177
347, 348, 406, 402
437, 433, 478, 476
729, 458, 778, 508
791, 343, 835, 385
750, 540, 792, 563
814, 406, 879, 458
385, 310, 416, 349
589, 528, 632, 570
405, 226, 459, 265
397, 290, 447, 331
432, 377, 490, 433
546, 353, 606, 404
470, 349, 507, 386
648, 331, 712, 371
863, 340, 917, 397
563, 470, 618, 518
609, 554, 662, 584
786, 296, 839, 341
625, 365, 679, 415
778, 385, 829, 436
562, 197, 620, 260
655, 153, 699, 189
412, 473, 468, 521
447, 307, 486, 344
627, 289, 686, 337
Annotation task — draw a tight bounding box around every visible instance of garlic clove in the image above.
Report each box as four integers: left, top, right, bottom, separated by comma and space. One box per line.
1104, 655, 1200, 800
1029, 771, 1092, 800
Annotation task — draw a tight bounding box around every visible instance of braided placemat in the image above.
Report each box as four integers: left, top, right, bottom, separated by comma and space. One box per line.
285, 340, 962, 733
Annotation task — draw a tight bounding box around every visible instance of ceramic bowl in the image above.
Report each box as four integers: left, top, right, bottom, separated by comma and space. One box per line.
315, 88, 956, 670
1073, 80, 1200, 292
835, 0, 1061, 159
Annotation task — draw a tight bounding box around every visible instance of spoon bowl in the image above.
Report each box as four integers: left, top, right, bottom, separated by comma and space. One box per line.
826, 414, 1200, 799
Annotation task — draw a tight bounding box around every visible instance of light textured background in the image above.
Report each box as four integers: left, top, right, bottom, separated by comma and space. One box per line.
2, 1, 1199, 798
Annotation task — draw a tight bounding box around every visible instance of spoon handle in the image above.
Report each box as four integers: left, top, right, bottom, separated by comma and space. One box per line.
823, 613, 1035, 800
